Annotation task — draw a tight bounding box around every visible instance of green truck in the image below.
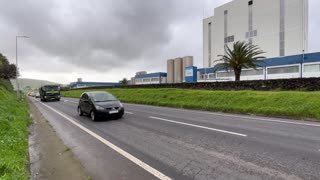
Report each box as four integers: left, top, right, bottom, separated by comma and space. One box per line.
39, 85, 61, 102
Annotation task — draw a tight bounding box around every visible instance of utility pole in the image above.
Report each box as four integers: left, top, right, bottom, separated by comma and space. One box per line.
16, 35, 29, 99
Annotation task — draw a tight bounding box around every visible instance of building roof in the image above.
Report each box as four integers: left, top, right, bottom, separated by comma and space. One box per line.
135, 72, 167, 79
197, 68, 216, 74
262, 52, 320, 67
200, 52, 320, 74
69, 82, 120, 86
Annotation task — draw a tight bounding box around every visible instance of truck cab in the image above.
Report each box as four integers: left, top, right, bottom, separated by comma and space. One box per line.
39, 85, 61, 102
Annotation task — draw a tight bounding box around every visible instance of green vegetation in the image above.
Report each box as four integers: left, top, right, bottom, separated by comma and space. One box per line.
216, 41, 265, 81
63, 88, 320, 120
119, 78, 129, 85
0, 80, 30, 179
0, 53, 17, 80
0, 79, 13, 92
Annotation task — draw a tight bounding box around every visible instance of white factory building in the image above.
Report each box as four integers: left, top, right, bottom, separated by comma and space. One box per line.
203, 0, 308, 67
198, 52, 320, 82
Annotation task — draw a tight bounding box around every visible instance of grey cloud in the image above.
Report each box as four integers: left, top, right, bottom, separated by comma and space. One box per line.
0, 0, 204, 72
0, 0, 318, 81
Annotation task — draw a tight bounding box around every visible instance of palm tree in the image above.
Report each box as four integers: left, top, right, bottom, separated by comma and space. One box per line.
216, 41, 265, 81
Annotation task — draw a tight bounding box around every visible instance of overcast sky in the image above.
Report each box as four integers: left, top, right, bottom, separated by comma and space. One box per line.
0, 0, 319, 84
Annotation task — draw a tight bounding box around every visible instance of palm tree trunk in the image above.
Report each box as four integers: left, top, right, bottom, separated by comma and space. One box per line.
234, 69, 241, 81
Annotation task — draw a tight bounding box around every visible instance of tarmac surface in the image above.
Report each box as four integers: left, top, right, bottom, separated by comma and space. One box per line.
29, 97, 320, 180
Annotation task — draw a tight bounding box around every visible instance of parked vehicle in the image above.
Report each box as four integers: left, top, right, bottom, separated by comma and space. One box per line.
39, 85, 60, 102
77, 91, 124, 121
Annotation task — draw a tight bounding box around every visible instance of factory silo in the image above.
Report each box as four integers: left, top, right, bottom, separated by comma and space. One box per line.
167, 59, 175, 84
182, 56, 194, 81
197, 71, 201, 81
174, 58, 183, 83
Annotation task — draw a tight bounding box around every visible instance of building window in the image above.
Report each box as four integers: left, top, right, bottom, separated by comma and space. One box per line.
253, 30, 257, 36
248, 0, 253, 43
225, 35, 234, 43
304, 64, 320, 73
143, 78, 150, 82
217, 71, 234, 78
279, 0, 285, 56
267, 66, 299, 75
241, 69, 263, 76
208, 74, 216, 79
151, 78, 160, 82
246, 30, 258, 39
208, 22, 212, 67
224, 10, 228, 44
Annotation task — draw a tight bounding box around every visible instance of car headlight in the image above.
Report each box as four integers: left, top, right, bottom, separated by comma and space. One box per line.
44, 96, 47, 98
95, 105, 105, 110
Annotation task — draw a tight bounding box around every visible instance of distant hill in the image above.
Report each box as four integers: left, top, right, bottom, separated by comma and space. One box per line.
10, 78, 59, 91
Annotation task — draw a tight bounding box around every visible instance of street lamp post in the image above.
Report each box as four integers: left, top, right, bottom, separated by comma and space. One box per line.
16, 35, 29, 99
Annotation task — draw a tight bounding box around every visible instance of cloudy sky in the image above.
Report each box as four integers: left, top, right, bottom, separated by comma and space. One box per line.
0, 0, 319, 84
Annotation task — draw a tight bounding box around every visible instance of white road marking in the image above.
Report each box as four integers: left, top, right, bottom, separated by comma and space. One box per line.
62, 99, 78, 104
126, 103, 320, 128
125, 111, 133, 114
39, 101, 172, 180
202, 113, 320, 128
149, 116, 247, 137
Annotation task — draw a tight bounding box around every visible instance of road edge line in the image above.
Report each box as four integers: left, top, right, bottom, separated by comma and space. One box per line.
38, 101, 172, 180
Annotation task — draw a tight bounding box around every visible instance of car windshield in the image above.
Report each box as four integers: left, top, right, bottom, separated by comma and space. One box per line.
43, 86, 59, 91
90, 92, 118, 102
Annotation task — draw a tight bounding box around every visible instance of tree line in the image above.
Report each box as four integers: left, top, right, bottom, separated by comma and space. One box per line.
0, 53, 17, 80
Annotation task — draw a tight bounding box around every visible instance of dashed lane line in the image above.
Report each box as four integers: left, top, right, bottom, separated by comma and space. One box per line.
149, 116, 247, 137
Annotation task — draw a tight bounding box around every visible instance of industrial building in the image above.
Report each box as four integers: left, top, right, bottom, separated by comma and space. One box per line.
132, 72, 167, 85
129, 52, 320, 84
69, 79, 120, 89
167, 56, 194, 83
197, 52, 320, 81
203, 0, 308, 67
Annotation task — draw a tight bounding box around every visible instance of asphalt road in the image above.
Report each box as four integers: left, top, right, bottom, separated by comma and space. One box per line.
30, 97, 320, 180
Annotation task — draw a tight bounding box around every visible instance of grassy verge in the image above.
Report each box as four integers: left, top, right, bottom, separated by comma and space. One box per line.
62, 88, 320, 121
0, 82, 30, 179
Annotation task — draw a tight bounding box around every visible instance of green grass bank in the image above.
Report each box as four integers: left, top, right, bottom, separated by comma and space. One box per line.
62, 88, 320, 121
0, 80, 30, 179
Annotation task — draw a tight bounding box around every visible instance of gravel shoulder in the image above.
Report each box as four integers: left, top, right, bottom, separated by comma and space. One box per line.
28, 98, 89, 180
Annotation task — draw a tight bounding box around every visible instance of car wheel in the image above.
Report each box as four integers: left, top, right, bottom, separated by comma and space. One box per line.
117, 114, 123, 119
90, 111, 96, 121
78, 107, 83, 116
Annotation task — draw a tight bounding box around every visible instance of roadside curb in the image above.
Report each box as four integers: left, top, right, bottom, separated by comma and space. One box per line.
28, 98, 89, 180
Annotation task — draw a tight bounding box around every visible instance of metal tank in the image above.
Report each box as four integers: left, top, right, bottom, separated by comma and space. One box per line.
197, 71, 201, 80
174, 58, 183, 83
131, 77, 135, 85
167, 59, 175, 84
182, 56, 194, 81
